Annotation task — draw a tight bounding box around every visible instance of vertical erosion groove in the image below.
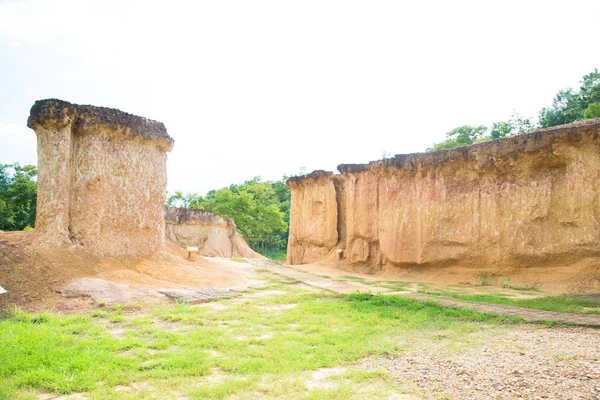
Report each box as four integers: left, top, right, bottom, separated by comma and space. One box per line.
333, 175, 346, 249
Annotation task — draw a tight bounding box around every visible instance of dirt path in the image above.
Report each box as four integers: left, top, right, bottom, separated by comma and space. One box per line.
248, 260, 600, 328
402, 292, 600, 328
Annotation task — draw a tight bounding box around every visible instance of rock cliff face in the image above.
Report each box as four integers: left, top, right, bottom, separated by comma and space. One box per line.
164, 207, 264, 259
27, 99, 174, 257
287, 119, 600, 277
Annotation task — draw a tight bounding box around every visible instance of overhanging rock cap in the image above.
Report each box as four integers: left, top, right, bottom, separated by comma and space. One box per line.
285, 170, 335, 186
27, 98, 174, 152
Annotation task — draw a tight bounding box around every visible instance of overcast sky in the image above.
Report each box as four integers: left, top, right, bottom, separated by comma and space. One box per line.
1, 0, 599, 194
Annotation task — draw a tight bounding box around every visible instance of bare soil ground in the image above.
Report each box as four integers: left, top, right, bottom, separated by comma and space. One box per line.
357, 325, 600, 400
0, 231, 252, 312
292, 256, 600, 294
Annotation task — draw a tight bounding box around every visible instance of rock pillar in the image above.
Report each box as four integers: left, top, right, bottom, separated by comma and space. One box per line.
27, 99, 174, 257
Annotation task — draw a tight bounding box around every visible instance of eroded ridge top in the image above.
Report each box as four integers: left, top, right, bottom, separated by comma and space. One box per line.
27, 98, 174, 151
164, 207, 236, 227
285, 170, 334, 186
337, 117, 600, 174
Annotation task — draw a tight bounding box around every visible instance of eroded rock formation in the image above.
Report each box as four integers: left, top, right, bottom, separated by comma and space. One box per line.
27, 99, 174, 257
287, 119, 600, 275
164, 207, 264, 259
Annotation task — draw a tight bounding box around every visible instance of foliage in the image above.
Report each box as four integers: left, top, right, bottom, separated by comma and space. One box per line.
0, 164, 37, 231
490, 112, 538, 139
429, 125, 488, 151
429, 113, 538, 152
164, 191, 204, 209
476, 271, 492, 286
165, 176, 291, 257
428, 68, 599, 151
539, 68, 600, 128
584, 103, 600, 119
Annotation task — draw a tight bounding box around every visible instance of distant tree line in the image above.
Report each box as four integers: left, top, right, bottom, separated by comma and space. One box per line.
429, 69, 600, 151
0, 164, 37, 231
166, 177, 291, 259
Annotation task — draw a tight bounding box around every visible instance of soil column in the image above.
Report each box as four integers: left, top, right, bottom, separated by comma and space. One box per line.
27, 100, 77, 247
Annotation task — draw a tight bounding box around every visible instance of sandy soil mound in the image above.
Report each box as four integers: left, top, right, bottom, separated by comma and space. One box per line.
0, 231, 251, 311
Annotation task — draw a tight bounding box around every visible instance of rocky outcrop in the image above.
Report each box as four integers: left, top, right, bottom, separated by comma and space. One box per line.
287, 171, 340, 265
287, 119, 600, 276
164, 207, 264, 259
27, 99, 174, 257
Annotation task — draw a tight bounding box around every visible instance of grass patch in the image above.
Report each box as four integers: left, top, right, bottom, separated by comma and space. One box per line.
340, 275, 366, 282
1, 278, 522, 399
339, 276, 410, 291
261, 248, 287, 261
423, 291, 600, 314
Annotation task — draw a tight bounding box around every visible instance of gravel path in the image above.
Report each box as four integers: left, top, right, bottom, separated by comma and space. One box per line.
359, 325, 600, 399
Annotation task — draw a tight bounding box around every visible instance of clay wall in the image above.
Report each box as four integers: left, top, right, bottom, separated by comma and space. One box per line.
27, 99, 174, 257
287, 119, 600, 273
287, 171, 339, 264
164, 207, 263, 259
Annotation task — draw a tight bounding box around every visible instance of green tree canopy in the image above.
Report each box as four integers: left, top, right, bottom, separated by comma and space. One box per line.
539, 69, 600, 128
584, 103, 600, 119
490, 113, 537, 139
428, 69, 599, 151
0, 164, 38, 231
429, 125, 488, 151
165, 191, 204, 209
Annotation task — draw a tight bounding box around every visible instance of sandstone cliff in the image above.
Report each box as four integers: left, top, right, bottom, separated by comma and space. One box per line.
287, 118, 600, 287
164, 207, 264, 259
27, 99, 174, 257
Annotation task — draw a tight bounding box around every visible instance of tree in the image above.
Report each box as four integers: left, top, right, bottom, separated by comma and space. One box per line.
490, 113, 537, 139
584, 103, 600, 119
0, 164, 38, 231
428, 113, 537, 152
429, 125, 488, 151
165, 191, 204, 209
427, 68, 599, 151
539, 69, 600, 128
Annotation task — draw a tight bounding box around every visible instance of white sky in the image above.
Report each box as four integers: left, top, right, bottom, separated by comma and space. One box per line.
1, 0, 599, 194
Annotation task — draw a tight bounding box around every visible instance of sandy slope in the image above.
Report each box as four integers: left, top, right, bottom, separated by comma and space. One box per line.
0, 231, 250, 311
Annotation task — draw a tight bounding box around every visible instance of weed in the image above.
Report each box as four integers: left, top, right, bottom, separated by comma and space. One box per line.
476, 271, 492, 286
